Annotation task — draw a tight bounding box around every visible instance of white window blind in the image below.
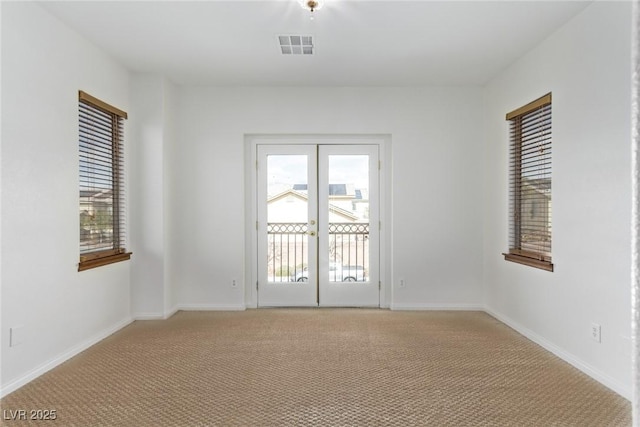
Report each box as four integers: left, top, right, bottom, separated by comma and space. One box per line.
78, 91, 130, 271
504, 93, 553, 272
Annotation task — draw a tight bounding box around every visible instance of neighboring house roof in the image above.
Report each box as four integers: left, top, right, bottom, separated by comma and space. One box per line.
80, 189, 113, 200
293, 183, 366, 200
522, 177, 551, 196
329, 184, 347, 196
267, 189, 360, 222
329, 183, 357, 198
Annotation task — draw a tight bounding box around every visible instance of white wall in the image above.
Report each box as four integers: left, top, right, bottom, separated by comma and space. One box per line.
483, 1, 632, 398
172, 87, 485, 309
163, 80, 178, 316
129, 74, 178, 319
130, 75, 165, 318
1, 2, 131, 395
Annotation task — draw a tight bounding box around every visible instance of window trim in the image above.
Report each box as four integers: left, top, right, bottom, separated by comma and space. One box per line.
78, 249, 131, 272
503, 93, 553, 272
79, 90, 128, 119
78, 91, 131, 272
503, 252, 553, 272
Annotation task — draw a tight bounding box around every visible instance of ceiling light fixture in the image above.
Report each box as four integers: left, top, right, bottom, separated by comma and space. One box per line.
300, 0, 322, 20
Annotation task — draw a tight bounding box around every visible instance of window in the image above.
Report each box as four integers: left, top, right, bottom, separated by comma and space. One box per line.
78, 91, 131, 271
503, 93, 553, 272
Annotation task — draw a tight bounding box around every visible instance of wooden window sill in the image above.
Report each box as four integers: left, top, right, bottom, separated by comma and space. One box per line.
78, 251, 132, 272
503, 253, 553, 272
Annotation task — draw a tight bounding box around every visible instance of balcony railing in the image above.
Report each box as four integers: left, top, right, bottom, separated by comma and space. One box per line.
266, 222, 369, 282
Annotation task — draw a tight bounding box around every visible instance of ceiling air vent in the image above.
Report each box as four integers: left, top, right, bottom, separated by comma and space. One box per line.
278, 35, 313, 55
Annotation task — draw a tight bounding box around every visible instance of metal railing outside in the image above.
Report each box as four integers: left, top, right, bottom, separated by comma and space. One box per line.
266, 222, 369, 282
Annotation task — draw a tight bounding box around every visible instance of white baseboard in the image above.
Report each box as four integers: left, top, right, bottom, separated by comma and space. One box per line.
0, 316, 133, 398
391, 303, 484, 311
132, 312, 164, 320
164, 305, 179, 319
132, 306, 248, 316
484, 306, 631, 401
133, 304, 247, 319
133, 306, 180, 320
178, 304, 246, 311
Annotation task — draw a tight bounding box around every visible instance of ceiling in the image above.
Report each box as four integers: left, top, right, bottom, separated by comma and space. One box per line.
38, 0, 591, 87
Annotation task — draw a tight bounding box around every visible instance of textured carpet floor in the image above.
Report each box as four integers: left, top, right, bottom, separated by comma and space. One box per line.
0, 310, 631, 426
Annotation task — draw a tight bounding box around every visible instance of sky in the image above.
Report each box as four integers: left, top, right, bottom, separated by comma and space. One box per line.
267, 154, 369, 196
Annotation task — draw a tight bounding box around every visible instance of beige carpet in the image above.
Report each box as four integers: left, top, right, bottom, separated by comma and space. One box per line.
0, 310, 631, 426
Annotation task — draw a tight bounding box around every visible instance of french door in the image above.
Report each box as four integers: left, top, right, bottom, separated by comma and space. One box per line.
257, 144, 379, 307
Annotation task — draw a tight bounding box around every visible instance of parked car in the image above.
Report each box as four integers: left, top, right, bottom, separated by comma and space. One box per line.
341, 265, 366, 282
291, 267, 309, 282
290, 264, 366, 282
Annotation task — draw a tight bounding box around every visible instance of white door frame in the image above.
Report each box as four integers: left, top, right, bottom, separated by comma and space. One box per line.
318, 144, 380, 307
256, 144, 319, 306
244, 134, 391, 308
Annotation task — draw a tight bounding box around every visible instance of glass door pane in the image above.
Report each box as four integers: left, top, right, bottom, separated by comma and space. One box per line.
326, 155, 370, 282
266, 155, 309, 283
318, 145, 379, 307
257, 145, 317, 307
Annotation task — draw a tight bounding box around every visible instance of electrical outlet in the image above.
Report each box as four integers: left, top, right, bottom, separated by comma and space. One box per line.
591, 323, 601, 343
10, 326, 24, 347
399, 278, 406, 288
232, 279, 237, 288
